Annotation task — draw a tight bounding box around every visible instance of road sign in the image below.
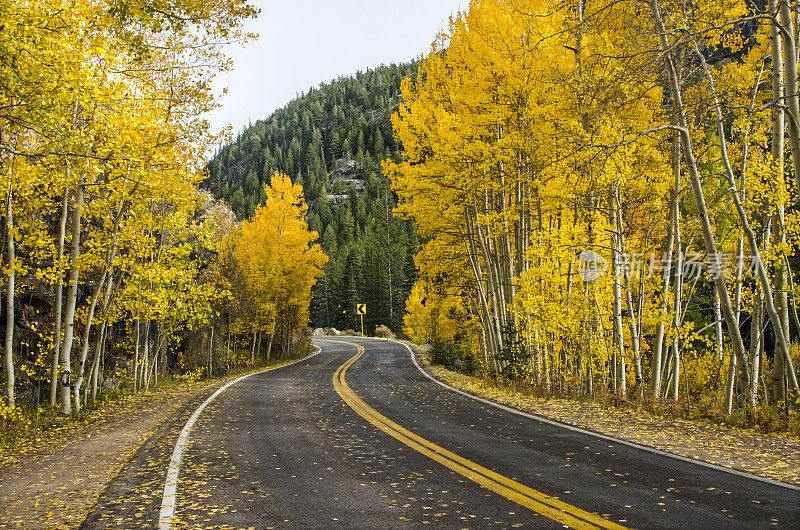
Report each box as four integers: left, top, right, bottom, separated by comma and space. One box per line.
356, 303, 366, 335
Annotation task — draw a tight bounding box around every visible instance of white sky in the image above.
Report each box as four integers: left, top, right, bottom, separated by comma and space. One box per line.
206, 0, 466, 151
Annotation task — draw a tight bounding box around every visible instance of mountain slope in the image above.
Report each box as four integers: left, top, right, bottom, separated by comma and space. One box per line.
204, 62, 418, 333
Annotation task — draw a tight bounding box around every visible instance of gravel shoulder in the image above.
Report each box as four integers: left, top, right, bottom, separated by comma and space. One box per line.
408, 343, 800, 487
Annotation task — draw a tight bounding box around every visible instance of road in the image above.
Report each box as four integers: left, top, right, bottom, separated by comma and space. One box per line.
81, 337, 799, 528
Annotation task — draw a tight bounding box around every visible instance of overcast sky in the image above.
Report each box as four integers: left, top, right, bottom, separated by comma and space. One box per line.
206, 0, 466, 150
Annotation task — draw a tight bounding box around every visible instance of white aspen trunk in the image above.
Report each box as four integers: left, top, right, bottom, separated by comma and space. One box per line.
648, 0, 754, 398
51, 96, 80, 405
777, 1, 800, 193
544, 341, 551, 391
93, 273, 116, 403
714, 289, 724, 361
688, 35, 799, 398
614, 193, 643, 393
466, 201, 502, 364
610, 186, 625, 395
771, 0, 790, 401
208, 323, 214, 376
90, 319, 106, 404
4, 182, 15, 409
72, 200, 123, 413
750, 297, 763, 409
225, 317, 231, 371
71, 272, 108, 415
266, 332, 273, 361
133, 316, 140, 392
49, 185, 69, 405
652, 182, 677, 396
58, 178, 84, 416
250, 329, 257, 364
670, 211, 683, 401
142, 326, 150, 390
726, 237, 744, 414
725, 339, 737, 415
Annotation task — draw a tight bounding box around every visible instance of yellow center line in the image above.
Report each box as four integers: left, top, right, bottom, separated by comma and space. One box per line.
323, 340, 630, 530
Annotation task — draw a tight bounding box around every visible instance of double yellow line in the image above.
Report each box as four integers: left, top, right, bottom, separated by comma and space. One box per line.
329, 341, 629, 530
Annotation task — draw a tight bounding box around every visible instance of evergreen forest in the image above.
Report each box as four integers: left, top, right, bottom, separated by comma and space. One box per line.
204, 64, 419, 334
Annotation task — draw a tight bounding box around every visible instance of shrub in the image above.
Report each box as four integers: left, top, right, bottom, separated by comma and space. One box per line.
429, 337, 457, 370
374, 324, 395, 339
458, 345, 483, 375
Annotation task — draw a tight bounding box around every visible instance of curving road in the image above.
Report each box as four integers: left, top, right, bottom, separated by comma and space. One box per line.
81, 337, 799, 529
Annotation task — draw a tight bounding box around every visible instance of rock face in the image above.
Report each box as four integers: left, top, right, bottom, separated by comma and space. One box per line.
325, 158, 366, 203
327, 327, 340, 336
313, 328, 325, 336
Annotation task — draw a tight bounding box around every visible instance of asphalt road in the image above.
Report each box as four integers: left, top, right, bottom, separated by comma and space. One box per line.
81, 337, 799, 529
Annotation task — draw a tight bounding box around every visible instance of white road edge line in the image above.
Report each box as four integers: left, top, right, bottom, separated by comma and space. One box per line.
340, 336, 798, 492
158, 346, 321, 530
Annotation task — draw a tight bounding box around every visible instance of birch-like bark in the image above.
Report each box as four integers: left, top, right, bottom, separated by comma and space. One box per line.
72, 199, 124, 414
4, 182, 15, 409
749, 295, 763, 408
771, 0, 790, 401
133, 317, 140, 392
688, 34, 799, 398
670, 223, 683, 401
90, 272, 115, 404
647, 0, 753, 398
51, 96, 80, 405
49, 185, 69, 405
71, 271, 108, 414
89, 319, 106, 403
58, 178, 84, 416
614, 192, 643, 393
266, 332, 273, 361
610, 185, 626, 395
777, 0, 800, 194
726, 237, 744, 414
713, 289, 724, 361
207, 323, 214, 376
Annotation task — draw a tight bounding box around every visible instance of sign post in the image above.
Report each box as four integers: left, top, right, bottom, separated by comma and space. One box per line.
356, 303, 366, 335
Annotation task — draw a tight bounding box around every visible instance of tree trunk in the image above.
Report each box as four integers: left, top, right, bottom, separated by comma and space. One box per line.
49, 185, 69, 405
58, 178, 84, 416
749, 296, 763, 409
777, 0, 800, 194
688, 32, 799, 399
771, 0, 790, 402
647, 0, 754, 398
71, 271, 108, 415
266, 332, 274, 361
651, 185, 676, 397
208, 323, 214, 376
670, 200, 683, 401
610, 185, 626, 395
90, 319, 106, 404
4, 182, 15, 409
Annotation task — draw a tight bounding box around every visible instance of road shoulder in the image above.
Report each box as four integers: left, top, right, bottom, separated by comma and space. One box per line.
407, 342, 800, 487
0, 364, 288, 529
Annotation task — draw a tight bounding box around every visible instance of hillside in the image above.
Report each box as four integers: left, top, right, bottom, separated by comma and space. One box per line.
204, 63, 419, 333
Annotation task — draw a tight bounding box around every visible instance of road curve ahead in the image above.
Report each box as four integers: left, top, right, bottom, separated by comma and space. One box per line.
82, 337, 799, 529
